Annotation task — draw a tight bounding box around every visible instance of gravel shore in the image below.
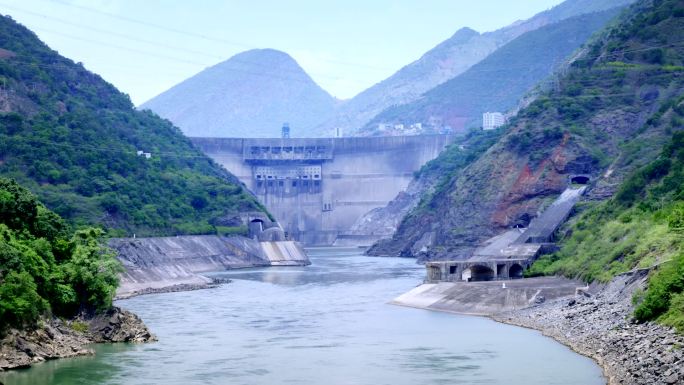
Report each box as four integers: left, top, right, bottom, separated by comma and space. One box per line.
492, 269, 684, 385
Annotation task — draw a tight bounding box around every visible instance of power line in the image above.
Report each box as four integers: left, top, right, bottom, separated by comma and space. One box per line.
23, 26, 365, 85
0, 3, 225, 61
2, 53, 681, 102
4, 3, 684, 91
0, 3, 376, 82
27, 0, 392, 72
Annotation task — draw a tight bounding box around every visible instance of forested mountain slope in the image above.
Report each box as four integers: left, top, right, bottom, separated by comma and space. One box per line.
368, 0, 684, 263
320, 0, 635, 136
361, 9, 623, 134
0, 15, 266, 236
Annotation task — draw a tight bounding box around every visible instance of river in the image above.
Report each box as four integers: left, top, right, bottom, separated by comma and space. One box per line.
1, 247, 604, 385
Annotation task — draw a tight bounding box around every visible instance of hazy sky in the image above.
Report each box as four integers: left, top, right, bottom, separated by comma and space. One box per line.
1, 0, 565, 104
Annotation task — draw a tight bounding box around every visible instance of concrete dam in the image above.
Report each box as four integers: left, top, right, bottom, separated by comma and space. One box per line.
191, 135, 455, 245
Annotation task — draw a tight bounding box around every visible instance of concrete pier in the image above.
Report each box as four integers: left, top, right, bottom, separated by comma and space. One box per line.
392, 277, 585, 316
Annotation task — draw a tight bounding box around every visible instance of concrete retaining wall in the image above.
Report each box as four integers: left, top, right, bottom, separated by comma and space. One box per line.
110, 235, 309, 297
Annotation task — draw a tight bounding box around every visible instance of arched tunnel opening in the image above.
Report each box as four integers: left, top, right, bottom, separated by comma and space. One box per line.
571, 175, 590, 185
249, 219, 265, 237
467, 265, 495, 282
509, 264, 524, 279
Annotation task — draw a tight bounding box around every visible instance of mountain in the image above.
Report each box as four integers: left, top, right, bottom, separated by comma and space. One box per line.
140, 49, 337, 138
0, 15, 266, 236
361, 9, 623, 134
317, 0, 636, 136
368, 0, 684, 262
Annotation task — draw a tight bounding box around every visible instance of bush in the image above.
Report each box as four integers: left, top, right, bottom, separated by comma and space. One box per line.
0, 271, 47, 329
634, 253, 684, 330
0, 178, 122, 332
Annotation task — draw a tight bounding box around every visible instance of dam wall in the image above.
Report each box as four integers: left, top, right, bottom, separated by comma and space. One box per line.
191, 135, 455, 245
110, 235, 309, 297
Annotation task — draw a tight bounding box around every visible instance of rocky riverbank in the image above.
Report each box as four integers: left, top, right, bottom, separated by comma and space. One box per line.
114, 277, 232, 300
0, 307, 155, 371
492, 270, 684, 385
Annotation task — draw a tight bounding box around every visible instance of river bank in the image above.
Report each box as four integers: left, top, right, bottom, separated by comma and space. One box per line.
0, 307, 155, 371
391, 267, 683, 384
491, 269, 684, 385
0, 248, 605, 385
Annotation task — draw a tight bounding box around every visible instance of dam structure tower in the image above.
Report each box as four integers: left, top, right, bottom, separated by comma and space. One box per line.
192, 135, 454, 245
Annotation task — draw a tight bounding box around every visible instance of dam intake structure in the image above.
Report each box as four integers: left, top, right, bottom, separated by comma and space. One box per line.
394, 182, 591, 316
426, 184, 588, 283
192, 135, 454, 246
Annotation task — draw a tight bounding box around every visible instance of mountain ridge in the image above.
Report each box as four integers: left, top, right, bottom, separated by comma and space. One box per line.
140, 48, 337, 138
316, 0, 636, 136
360, 8, 624, 134
368, 0, 684, 263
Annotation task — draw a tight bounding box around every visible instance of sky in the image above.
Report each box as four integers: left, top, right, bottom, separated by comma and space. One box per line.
0, 0, 565, 105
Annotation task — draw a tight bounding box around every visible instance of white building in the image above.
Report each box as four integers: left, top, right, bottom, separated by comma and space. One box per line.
483, 112, 505, 130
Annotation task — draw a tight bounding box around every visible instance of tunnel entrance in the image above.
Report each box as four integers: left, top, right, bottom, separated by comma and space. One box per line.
249, 219, 265, 237
469, 265, 495, 282
509, 264, 524, 279
571, 175, 590, 185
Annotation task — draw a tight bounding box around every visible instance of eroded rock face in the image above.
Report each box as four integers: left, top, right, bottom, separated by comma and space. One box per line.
0, 320, 92, 370
89, 307, 157, 343
0, 307, 155, 371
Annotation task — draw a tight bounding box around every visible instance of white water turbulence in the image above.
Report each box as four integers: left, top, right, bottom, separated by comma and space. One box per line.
1, 248, 605, 385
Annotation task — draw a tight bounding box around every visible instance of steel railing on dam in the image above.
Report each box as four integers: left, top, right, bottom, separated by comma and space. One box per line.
190, 134, 456, 246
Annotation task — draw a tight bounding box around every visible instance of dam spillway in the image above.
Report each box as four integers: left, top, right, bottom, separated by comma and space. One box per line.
191, 135, 455, 245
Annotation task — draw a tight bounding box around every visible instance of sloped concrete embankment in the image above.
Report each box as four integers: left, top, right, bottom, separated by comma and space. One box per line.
392, 276, 584, 315
110, 236, 309, 298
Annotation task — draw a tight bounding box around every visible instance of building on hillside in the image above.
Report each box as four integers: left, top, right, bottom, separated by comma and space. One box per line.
483, 112, 505, 130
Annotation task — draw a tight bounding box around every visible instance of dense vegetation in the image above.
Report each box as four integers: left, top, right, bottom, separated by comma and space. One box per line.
530, 129, 684, 330
0, 16, 266, 237
0, 177, 120, 332
412, 127, 504, 213
524, 0, 684, 331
